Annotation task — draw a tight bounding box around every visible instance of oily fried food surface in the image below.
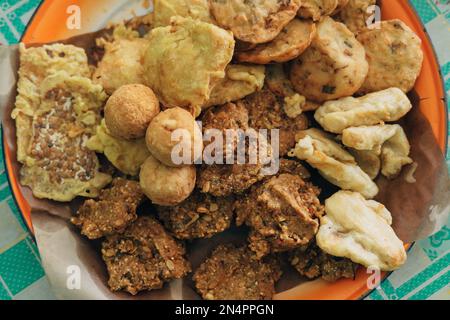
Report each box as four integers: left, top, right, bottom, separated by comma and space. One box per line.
143, 16, 234, 108
210, 0, 302, 44
291, 129, 379, 198
357, 20, 423, 94
102, 216, 191, 295
86, 120, 150, 176
193, 244, 282, 300
236, 19, 316, 64
71, 178, 144, 239
314, 88, 412, 134
289, 241, 356, 282
156, 191, 234, 240
93, 38, 149, 95
338, 0, 376, 34
290, 17, 368, 102
198, 103, 273, 196
12, 44, 112, 202
236, 174, 323, 258
153, 0, 215, 27
203, 64, 266, 109
316, 191, 407, 271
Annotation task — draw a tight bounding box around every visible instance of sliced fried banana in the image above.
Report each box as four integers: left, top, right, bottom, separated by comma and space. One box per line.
380, 127, 413, 179
290, 16, 368, 102
236, 19, 316, 64
316, 191, 407, 271
357, 19, 424, 94
290, 128, 379, 198
342, 124, 413, 179
348, 149, 381, 180
314, 88, 412, 134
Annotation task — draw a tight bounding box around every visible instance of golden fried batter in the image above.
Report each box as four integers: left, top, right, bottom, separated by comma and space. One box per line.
297, 0, 338, 21
198, 102, 273, 196
193, 244, 282, 300
338, 0, 376, 34
289, 241, 356, 281
13, 44, 112, 202
210, 0, 302, 44
357, 20, 423, 94
153, 0, 215, 27
71, 178, 144, 239
236, 174, 323, 258
93, 38, 149, 95
157, 191, 234, 240
102, 216, 191, 295
201, 102, 249, 158
104, 84, 160, 140
143, 16, 234, 109
202, 64, 266, 109
290, 17, 368, 102
236, 19, 316, 64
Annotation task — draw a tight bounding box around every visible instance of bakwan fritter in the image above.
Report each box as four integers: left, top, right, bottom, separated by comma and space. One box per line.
102, 216, 191, 295
193, 244, 282, 300
12, 0, 420, 299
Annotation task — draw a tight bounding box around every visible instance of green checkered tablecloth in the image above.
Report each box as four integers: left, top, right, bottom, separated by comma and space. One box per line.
0, 0, 448, 300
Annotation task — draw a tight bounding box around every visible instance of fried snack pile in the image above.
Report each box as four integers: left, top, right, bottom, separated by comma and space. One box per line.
13, 0, 426, 299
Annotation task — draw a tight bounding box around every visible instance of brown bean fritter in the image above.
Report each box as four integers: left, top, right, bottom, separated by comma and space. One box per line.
197, 162, 266, 197
156, 191, 234, 240
202, 102, 249, 132
289, 241, 357, 282
237, 89, 309, 156
71, 178, 144, 239
101, 216, 191, 295
201, 102, 249, 159
236, 174, 324, 259
277, 158, 311, 180
193, 244, 282, 300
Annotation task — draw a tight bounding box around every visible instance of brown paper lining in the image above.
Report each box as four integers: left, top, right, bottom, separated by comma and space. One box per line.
1, 28, 449, 300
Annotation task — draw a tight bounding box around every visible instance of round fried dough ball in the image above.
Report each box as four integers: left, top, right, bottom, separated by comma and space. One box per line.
139, 155, 196, 206
105, 84, 160, 140
146, 107, 203, 167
